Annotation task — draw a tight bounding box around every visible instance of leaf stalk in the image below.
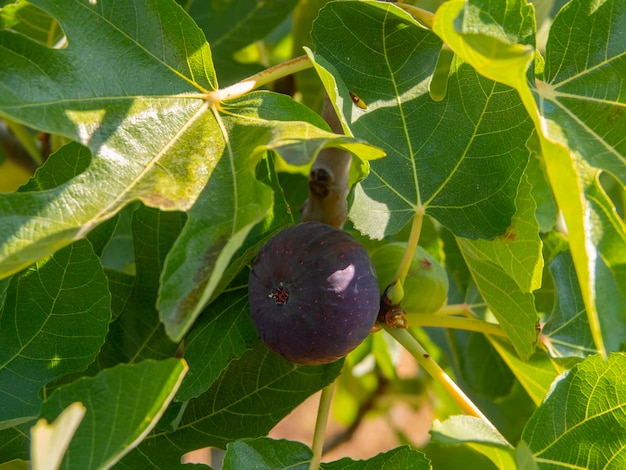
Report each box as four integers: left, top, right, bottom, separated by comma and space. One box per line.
435, 303, 474, 315
212, 55, 312, 103
406, 313, 507, 337
390, 211, 424, 302
383, 324, 496, 429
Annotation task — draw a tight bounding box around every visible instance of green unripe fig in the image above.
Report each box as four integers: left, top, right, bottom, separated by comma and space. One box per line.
371, 242, 448, 314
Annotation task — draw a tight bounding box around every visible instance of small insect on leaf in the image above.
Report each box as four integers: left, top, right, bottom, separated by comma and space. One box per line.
349, 91, 368, 109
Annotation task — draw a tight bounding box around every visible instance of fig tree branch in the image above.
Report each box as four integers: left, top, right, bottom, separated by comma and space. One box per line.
301, 93, 352, 227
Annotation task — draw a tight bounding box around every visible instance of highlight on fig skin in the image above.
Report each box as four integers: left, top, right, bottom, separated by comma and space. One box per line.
248, 222, 380, 365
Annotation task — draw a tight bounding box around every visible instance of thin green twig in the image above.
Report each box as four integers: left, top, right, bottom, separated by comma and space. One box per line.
309, 381, 336, 470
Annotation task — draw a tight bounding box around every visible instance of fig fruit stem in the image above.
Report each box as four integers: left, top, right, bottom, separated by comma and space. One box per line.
406, 313, 507, 337
309, 381, 336, 470
383, 324, 497, 430
210, 55, 312, 103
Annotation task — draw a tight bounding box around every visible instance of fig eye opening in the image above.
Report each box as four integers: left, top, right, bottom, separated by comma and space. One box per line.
269, 286, 289, 305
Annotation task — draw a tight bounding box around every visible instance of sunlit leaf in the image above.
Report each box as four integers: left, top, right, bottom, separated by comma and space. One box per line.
435, 0, 626, 357
523, 353, 626, 468
0, 0, 218, 278
431, 415, 515, 470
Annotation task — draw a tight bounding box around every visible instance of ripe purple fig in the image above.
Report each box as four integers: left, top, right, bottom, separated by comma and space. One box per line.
248, 222, 380, 365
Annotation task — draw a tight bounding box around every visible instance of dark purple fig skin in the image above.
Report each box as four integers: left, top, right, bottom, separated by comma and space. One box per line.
248, 221, 380, 365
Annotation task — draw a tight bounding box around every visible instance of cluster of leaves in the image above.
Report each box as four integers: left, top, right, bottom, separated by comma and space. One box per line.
0, 0, 625, 469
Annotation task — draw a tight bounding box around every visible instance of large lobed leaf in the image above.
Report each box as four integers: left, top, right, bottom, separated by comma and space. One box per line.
0, 0, 218, 278
310, 1, 533, 240
0, 0, 380, 278
0, 0, 383, 344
